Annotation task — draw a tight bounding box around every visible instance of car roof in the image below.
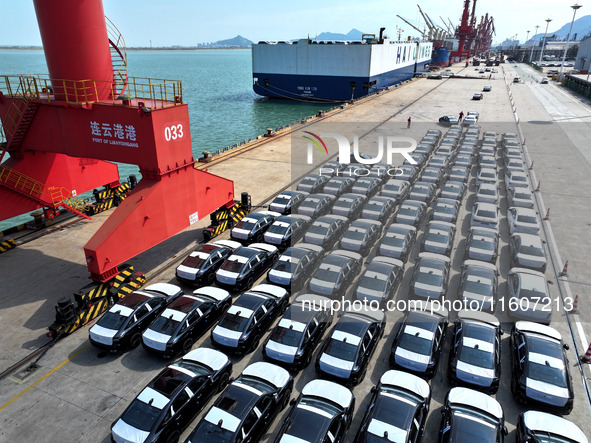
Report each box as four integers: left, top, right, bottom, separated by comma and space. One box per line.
117, 292, 152, 309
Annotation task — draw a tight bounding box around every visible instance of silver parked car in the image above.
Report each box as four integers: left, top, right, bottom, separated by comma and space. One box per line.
510, 233, 547, 272
508, 267, 552, 324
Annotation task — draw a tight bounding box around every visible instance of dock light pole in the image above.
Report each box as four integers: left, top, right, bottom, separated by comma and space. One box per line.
559, 4, 582, 81
538, 19, 552, 64
530, 25, 540, 63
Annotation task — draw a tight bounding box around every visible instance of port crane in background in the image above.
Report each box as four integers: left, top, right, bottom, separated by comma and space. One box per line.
449, 0, 495, 60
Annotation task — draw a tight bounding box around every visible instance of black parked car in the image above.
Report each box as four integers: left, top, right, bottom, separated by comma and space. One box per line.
354, 256, 404, 307
516, 411, 588, 443
186, 362, 293, 443
230, 211, 281, 244
263, 293, 333, 370
263, 214, 312, 250
339, 218, 382, 256
267, 243, 324, 291
410, 252, 451, 300
351, 177, 382, 198
438, 387, 507, 442
111, 348, 232, 443
215, 243, 278, 291
316, 306, 386, 385
89, 283, 183, 351
269, 190, 307, 215
361, 196, 396, 223
511, 321, 574, 414
395, 199, 427, 228
304, 214, 350, 250
322, 176, 356, 197
448, 310, 502, 394
380, 179, 411, 203
355, 370, 431, 443
295, 193, 336, 219
297, 174, 330, 194
211, 284, 289, 354
378, 223, 417, 263
273, 379, 355, 443
175, 240, 242, 285
308, 250, 363, 298
421, 221, 456, 256
142, 286, 232, 357
331, 193, 368, 219
390, 304, 448, 378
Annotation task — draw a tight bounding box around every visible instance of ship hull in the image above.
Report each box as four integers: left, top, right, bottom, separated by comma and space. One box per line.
252, 39, 432, 101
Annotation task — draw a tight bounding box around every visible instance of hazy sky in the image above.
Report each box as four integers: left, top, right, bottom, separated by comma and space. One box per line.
0, 0, 586, 47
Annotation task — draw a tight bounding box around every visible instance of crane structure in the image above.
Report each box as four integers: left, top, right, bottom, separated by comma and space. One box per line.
449, 0, 494, 60
0, 0, 235, 281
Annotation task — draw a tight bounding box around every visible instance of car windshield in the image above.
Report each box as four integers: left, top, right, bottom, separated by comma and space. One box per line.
519, 246, 544, 256
190, 421, 234, 443
325, 338, 358, 361
314, 268, 340, 283
359, 273, 388, 292
344, 230, 366, 242
471, 238, 494, 251
365, 203, 382, 213
463, 279, 492, 296
436, 205, 454, 214
217, 313, 250, 332
529, 432, 578, 443
529, 362, 567, 388
274, 195, 291, 204
269, 326, 302, 347
267, 224, 289, 235
398, 207, 417, 217
383, 235, 404, 248
450, 408, 497, 442
517, 215, 538, 224
385, 184, 402, 193
235, 220, 257, 231
308, 223, 329, 236
458, 345, 494, 369
519, 289, 547, 300
97, 311, 126, 330
480, 188, 495, 196
219, 258, 245, 273
149, 315, 181, 335
413, 186, 429, 195
120, 399, 162, 432
477, 209, 496, 219
398, 333, 432, 355
425, 232, 448, 244
416, 269, 443, 287
273, 259, 298, 273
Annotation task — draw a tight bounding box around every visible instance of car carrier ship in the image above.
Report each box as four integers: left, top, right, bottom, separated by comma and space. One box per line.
252, 28, 432, 101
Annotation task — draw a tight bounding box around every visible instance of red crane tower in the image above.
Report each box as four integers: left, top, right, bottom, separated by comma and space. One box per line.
450, 0, 476, 61
0, 0, 234, 281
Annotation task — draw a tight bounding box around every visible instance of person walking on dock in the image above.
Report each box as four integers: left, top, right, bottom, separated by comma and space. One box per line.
459, 111, 464, 122
407, 116, 411, 128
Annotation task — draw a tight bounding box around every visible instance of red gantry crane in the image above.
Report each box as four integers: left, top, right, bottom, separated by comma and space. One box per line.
0, 0, 235, 281
450, 0, 475, 60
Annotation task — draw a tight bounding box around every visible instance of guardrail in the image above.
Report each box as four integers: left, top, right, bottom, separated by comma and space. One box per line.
0, 75, 183, 109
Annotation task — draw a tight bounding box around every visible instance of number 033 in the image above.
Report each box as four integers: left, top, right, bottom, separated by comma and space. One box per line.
164, 124, 184, 141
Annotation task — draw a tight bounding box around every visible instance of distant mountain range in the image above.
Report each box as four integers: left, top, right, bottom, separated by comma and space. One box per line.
526, 15, 591, 44
314, 28, 366, 41
196, 35, 253, 48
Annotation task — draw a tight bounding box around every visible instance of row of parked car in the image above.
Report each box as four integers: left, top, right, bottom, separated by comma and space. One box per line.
100, 125, 585, 442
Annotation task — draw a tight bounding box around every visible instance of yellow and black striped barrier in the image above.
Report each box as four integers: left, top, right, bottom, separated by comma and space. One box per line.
48, 264, 146, 338
230, 205, 248, 224
0, 238, 16, 254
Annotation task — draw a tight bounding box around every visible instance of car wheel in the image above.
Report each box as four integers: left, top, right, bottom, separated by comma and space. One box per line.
250, 335, 261, 353
217, 371, 230, 392
281, 389, 292, 410
129, 333, 141, 349
166, 430, 180, 443
255, 233, 264, 243
206, 273, 215, 285
181, 337, 193, 354
246, 277, 254, 289
221, 301, 231, 312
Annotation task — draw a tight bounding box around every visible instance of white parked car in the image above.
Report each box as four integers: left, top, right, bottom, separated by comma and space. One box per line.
471, 202, 500, 230
507, 207, 541, 235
